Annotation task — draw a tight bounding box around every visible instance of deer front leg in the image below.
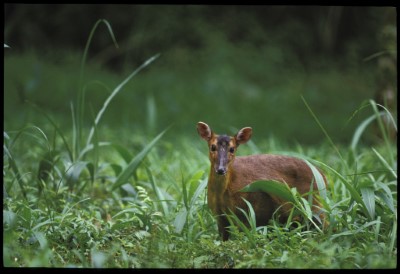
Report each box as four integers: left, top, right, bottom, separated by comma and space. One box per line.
217, 215, 230, 241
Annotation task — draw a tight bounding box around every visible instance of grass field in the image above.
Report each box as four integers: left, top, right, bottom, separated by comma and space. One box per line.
3, 20, 397, 268
3, 113, 397, 268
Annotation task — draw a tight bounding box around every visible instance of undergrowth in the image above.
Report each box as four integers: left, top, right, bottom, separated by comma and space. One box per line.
3, 20, 397, 268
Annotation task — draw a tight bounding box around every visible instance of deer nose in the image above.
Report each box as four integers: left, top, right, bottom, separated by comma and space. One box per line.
216, 167, 226, 175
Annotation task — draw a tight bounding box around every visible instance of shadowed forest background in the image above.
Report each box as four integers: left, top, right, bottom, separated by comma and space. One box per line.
4, 5, 396, 145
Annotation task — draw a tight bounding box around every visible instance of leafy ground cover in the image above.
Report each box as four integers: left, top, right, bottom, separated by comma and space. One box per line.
3, 114, 397, 268
3, 20, 397, 268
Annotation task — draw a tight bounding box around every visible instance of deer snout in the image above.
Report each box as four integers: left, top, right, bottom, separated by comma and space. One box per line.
215, 152, 228, 176
216, 167, 227, 175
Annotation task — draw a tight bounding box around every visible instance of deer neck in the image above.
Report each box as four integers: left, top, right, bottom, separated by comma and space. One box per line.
208, 168, 232, 194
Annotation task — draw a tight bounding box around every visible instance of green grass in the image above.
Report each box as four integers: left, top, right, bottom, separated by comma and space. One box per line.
3, 98, 397, 268
3, 21, 397, 268
3, 130, 397, 268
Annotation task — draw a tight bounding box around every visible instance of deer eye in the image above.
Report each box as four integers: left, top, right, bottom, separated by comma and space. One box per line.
229, 147, 235, 153
210, 144, 217, 152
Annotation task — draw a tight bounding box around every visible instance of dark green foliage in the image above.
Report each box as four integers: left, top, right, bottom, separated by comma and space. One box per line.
3, 11, 397, 268
4, 6, 396, 145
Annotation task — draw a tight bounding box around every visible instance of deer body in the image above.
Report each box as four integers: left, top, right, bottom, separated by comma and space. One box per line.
197, 122, 327, 241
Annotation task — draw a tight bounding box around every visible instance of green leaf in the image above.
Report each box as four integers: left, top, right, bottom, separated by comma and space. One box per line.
330, 220, 381, 240
300, 197, 313, 219
3, 210, 17, 228
188, 170, 205, 202
86, 53, 160, 147
65, 161, 92, 189
181, 172, 189, 210
174, 208, 188, 234
32, 219, 56, 231
301, 96, 344, 162
37, 150, 60, 181
147, 166, 170, 216
112, 129, 167, 190
110, 164, 123, 177
189, 178, 208, 208
371, 147, 397, 179
241, 198, 257, 229
303, 159, 327, 200
4, 146, 27, 199
28, 102, 73, 161
375, 181, 396, 215
360, 188, 375, 220
351, 114, 378, 150
111, 143, 133, 163
112, 208, 141, 219
240, 180, 295, 203
32, 231, 47, 249
312, 160, 367, 208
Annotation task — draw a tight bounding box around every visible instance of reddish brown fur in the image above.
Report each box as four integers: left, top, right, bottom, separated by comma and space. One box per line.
197, 122, 328, 241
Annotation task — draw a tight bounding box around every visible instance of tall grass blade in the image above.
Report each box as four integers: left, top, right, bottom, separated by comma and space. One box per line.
86, 53, 160, 147
28, 125, 51, 151
181, 171, 189, 210
87, 106, 99, 183
28, 102, 73, 161
389, 220, 397, 255
330, 220, 381, 240
71, 102, 77, 160
189, 178, 208, 208
78, 142, 110, 159
146, 167, 169, 216
240, 198, 257, 230
4, 131, 27, 199
174, 173, 207, 235
225, 209, 257, 247
303, 159, 327, 200
351, 113, 381, 151
371, 147, 397, 179
79, 19, 119, 85
301, 95, 344, 162
112, 128, 167, 190
375, 103, 397, 132
370, 100, 390, 141
5, 150, 27, 199
370, 99, 396, 165
312, 160, 372, 217
300, 197, 313, 220
77, 19, 119, 155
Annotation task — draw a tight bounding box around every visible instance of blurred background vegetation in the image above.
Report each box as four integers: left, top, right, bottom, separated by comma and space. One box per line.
4, 4, 397, 146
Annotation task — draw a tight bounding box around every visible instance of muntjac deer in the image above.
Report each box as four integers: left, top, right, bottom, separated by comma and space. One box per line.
197, 122, 328, 241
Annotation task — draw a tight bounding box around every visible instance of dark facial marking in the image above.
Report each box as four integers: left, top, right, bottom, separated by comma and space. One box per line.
214, 135, 233, 175
217, 135, 231, 147
210, 144, 217, 151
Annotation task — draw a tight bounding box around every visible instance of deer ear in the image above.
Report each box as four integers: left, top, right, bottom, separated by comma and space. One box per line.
197, 122, 213, 141
235, 127, 252, 145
